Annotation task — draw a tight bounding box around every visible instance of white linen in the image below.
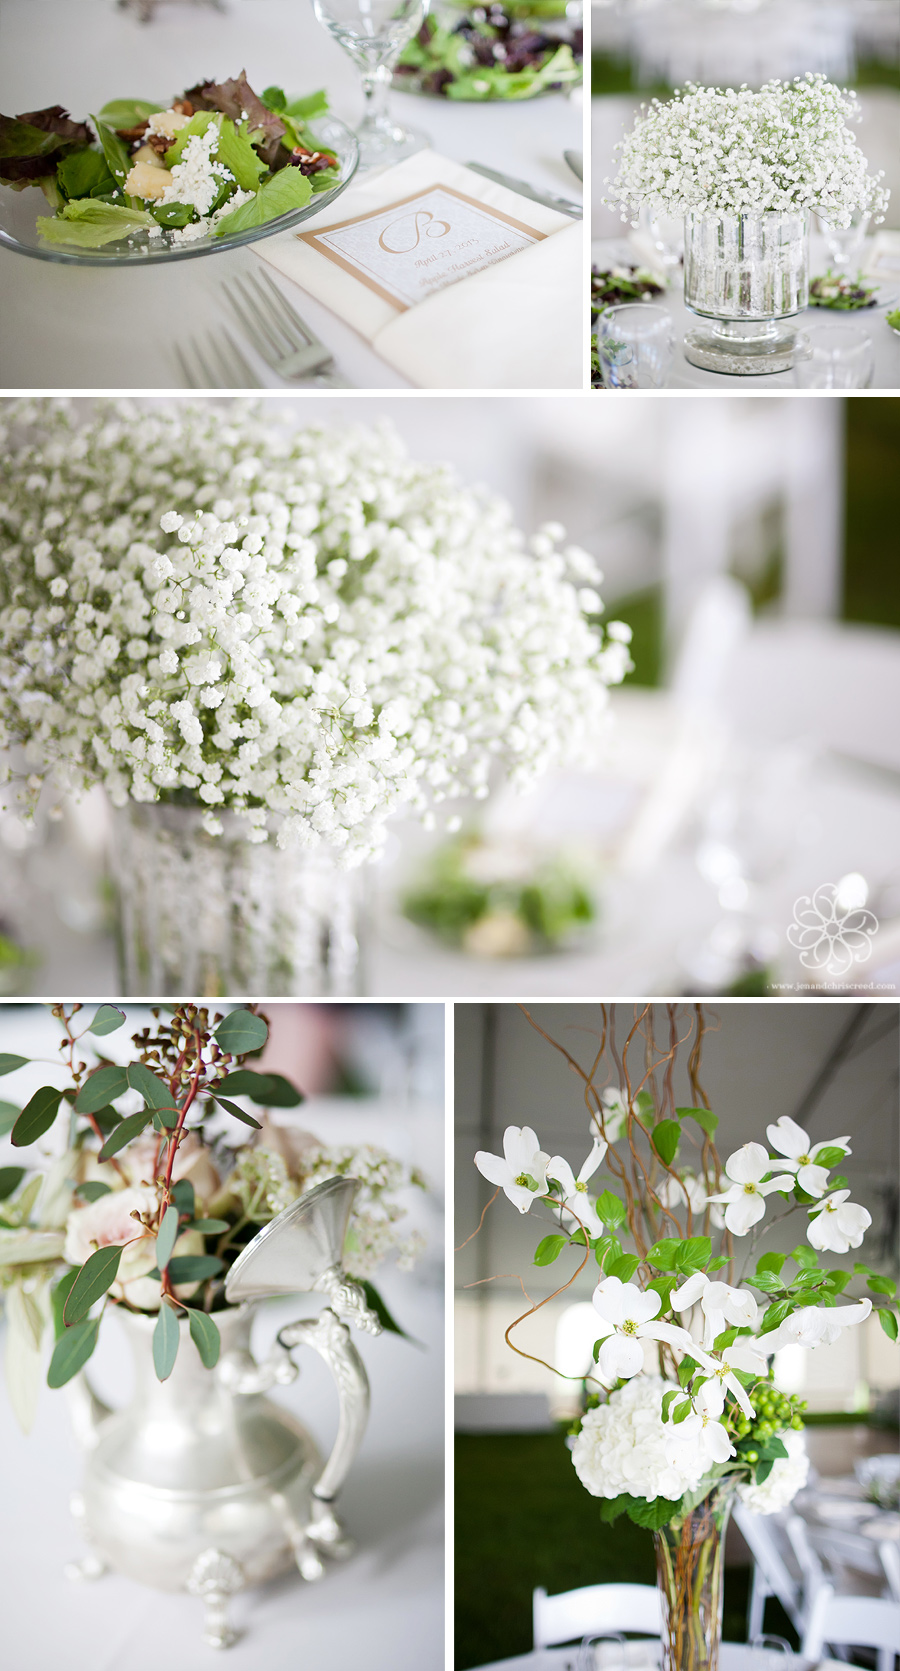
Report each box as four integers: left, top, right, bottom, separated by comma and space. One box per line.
0, 0, 583, 390
254, 150, 582, 389
467, 1649, 816, 1671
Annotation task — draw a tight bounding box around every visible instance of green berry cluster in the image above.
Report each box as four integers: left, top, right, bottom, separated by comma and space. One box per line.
729, 1382, 806, 1464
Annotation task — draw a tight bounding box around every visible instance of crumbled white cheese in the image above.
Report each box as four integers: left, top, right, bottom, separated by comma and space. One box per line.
170, 187, 255, 243
161, 126, 232, 216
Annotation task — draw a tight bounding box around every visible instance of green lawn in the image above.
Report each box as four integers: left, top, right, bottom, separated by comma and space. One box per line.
455, 1432, 795, 1670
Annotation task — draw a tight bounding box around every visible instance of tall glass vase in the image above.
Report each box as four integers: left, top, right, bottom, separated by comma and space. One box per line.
683, 211, 809, 375
653, 1481, 737, 1671
108, 801, 362, 997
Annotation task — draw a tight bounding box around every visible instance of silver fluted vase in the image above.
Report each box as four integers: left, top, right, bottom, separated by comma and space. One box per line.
682, 210, 809, 374
108, 801, 362, 997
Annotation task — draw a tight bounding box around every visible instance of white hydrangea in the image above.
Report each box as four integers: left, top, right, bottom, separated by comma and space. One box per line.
737, 1428, 809, 1514
572, 1375, 710, 1503
0, 401, 629, 866
606, 75, 889, 228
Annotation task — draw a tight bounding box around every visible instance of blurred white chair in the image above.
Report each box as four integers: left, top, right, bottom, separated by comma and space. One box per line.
533, 1583, 662, 1649
879, 1539, 900, 1604
801, 1584, 900, 1671
733, 1504, 822, 1638
804, 1523, 900, 1602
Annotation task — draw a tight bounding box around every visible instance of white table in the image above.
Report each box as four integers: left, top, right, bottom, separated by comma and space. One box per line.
468, 1647, 815, 1671
592, 236, 900, 389
0, 1266, 444, 1671
0, 0, 582, 389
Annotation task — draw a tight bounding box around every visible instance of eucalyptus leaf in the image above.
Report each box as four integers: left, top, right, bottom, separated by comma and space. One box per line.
211, 1094, 262, 1130
75, 1180, 112, 1203
213, 1010, 269, 1054
166, 1255, 224, 1283
75, 1065, 128, 1113
98, 1108, 153, 1161
0, 1055, 28, 1076
188, 1218, 231, 1234
155, 1204, 180, 1271
216, 1069, 303, 1107
0, 1167, 25, 1201
188, 1307, 221, 1368
11, 1086, 62, 1147
47, 1317, 100, 1388
0, 1102, 19, 1137
88, 1004, 127, 1037
171, 1179, 195, 1218
126, 1061, 177, 1111
153, 1302, 180, 1381
64, 1244, 124, 1325
51, 1268, 79, 1339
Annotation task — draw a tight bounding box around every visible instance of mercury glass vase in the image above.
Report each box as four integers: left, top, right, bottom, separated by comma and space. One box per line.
653, 1481, 737, 1671
682, 211, 809, 375
109, 801, 361, 996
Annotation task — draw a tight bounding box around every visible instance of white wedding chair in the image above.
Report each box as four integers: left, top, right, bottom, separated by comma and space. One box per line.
879, 1540, 900, 1604
801, 1585, 900, 1671
803, 1524, 893, 1600
733, 1503, 822, 1639
533, 1582, 662, 1649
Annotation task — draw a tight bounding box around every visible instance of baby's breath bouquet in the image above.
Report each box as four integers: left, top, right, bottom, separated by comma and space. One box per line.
606, 75, 889, 228
0, 1002, 424, 1433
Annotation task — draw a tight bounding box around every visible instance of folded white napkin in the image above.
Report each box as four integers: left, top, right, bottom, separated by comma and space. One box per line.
862, 230, 900, 281
252, 149, 583, 389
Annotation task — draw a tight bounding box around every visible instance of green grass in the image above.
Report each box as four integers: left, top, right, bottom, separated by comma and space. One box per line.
454, 1433, 796, 1669
844, 401, 900, 631
590, 52, 900, 97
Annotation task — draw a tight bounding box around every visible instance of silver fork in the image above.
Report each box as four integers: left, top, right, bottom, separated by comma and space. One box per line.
221, 268, 351, 385
175, 328, 263, 389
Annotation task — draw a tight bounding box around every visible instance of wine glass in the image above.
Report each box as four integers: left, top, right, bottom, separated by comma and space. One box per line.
596, 304, 675, 389
794, 322, 874, 390
819, 208, 871, 273
312, 0, 431, 170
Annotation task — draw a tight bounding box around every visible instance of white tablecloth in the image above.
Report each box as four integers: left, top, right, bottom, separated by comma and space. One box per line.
468, 1647, 815, 1671
0, 0, 582, 389
591, 235, 900, 389
0, 1267, 444, 1671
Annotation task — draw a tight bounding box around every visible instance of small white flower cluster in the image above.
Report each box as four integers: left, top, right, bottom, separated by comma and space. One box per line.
302, 1141, 427, 1279
0, 401, 630, 865
572, 1376, 709, 1503
738, 1428, 810, 1514
606, 75, 889, 228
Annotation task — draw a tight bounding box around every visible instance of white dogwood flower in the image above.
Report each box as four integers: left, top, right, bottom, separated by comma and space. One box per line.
671, 1272, 758, 1348
691, 1340, 768, 1418
807, 1189, 871, 1253
766, 1116, 850, 1199
475, 1126, 550, 1214
657, 1172, 711, 1219
597, 1087, 628, 1143
665, 1380, 735, 1472
591, 1277, 694, 1381
547, 1139, 608, 1239
707, 1143, 796, 1236
764, 1297, 872, 1352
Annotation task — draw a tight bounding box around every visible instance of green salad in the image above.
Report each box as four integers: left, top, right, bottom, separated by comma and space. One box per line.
395, 6, 581, 101
0, 72, 340, 250
809, 270, 879, 309
887, 308, 900, 333
402, 833, 597, 957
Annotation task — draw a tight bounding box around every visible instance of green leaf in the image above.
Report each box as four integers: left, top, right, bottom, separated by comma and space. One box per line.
814, 1145, 848, 1169
758, 1299, 793, 1335
646, 1239, 680, 1272
92, 1106, 123, 1136
0, 114, 67, 160
126, 1062, 176, 1110
598, 1494, 630, 1523
675, 1236, 712, 1272
708, 1256, 730, 1272
214, 117, 266, 191
594, 1235, 622, 1270
188, 1307, 221, 1368
171, 1180, 196, 1218
791, 1245, 819, 1268
63, 1244, 123, 1325
765, 1437, 789, 1460
867, 1274, 897, 1297
75, 1066, 128, 1113
652, 1120, 680, 1167
51, 1268, 79, 1340
661, 1389, 681, 1422
534, 1234, 568, 1266
647, 1273, 679, 1308
97, 98, 162, 128
676, 1105, 719, 1137
0, 1101, 19, 1137
211, 1094, 262, 1130
150, 201, 194, 228
878, 1308, 899, 1342
37, 199, 156, 248
156, 1204, 180, 1270
360, 1279, 420, 1344
214, 1010, 269, 1054
11, 1086, 62, 1147
91, 116, 133, 187
153, 1302, 180, 1381
755, 1460, 775, 1484
0, 1166, 25, 1201
216, 1069, 303, 1107
55, 146, 116, 201
88, 1004, 127, 1037
261, 85, 288, 111
672, 1398, 692, 1424
47, 1317, 100, 1387
678, 1355, 698, 1388
163, 108, 216, 168
0, 1055, 28, 1076
750, 1271, 786, 1293
626, 1496, 681, 1531
757, 1252, 786, 1276
285, 90, 329, 120
594, 1190, 626, 1229
75, 1180, 112, 1203
607, 1253, 641, 1281
188, 1218, 230, 1234
166, 1255, 224, 1283
98, 1108, 153, 1161
215, 168, 313, 238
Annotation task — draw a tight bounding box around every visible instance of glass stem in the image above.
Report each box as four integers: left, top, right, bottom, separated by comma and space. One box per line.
359, 63, 394, 131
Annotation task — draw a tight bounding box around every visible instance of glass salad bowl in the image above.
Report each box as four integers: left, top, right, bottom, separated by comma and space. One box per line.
0, 115, 358, 266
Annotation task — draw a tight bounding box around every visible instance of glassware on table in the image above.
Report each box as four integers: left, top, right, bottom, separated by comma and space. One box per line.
595, 303, 674, 388
311, 0, 430, 169
749, 1635, 793, 1671
682, 210, 809, 375
577, 1631, 630, 1671
820, 207, 871, 272
793, 321, 874, 389
639, 205, 683, 274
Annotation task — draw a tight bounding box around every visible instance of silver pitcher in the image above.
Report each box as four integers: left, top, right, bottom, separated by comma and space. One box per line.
65, 1177, 382, 1648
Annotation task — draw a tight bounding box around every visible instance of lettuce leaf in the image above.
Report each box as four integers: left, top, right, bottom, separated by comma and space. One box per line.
164, 109, 217, 169
214, 117, 266, 192
214, 166, 312, 237
56, 146, 116, 200
36, 198, 157, 247
98, 98, 162, 130
91, 117, 133, 188
0, 113, 68, 159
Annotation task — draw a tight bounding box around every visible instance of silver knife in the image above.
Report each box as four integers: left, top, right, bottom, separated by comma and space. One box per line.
465, 162, 583, 219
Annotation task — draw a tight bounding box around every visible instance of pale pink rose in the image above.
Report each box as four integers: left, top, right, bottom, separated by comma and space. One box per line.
121, 1131, 220, 1206
64, 1187, 205, 1312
